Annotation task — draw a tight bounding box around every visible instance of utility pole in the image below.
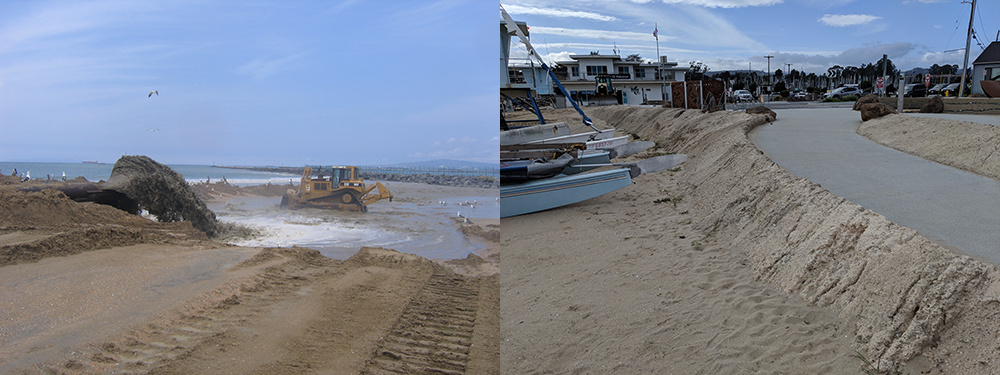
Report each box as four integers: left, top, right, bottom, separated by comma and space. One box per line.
786, 63, 793, 89
881, 54, 888, 96
959, 0, 976, 97
764, 55, 774, 87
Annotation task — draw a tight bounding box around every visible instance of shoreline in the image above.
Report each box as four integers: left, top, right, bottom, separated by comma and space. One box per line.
0, 179, 499, 373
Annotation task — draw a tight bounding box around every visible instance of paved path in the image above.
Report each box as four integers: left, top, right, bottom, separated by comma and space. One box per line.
756, 108, 1000, 264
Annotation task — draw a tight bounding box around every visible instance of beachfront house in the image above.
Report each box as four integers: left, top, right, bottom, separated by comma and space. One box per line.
971, 41, 1000, 96
555, 54, 687, 106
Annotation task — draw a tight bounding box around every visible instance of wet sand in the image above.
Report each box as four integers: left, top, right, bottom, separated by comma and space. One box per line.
0, 181, 499, 374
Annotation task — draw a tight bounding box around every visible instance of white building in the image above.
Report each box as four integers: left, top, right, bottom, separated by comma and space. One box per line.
555, 54, 687, 105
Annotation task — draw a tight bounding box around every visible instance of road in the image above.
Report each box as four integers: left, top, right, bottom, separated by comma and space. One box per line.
756, 108, 1000, 264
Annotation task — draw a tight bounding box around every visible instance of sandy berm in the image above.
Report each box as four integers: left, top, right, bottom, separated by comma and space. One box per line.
502, 106, 1000, 374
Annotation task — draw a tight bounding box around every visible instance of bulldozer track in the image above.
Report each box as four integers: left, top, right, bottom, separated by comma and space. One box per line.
362, 272, 481, 375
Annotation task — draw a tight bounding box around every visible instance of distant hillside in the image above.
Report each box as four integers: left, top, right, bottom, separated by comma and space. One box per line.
383, 159, 496, 169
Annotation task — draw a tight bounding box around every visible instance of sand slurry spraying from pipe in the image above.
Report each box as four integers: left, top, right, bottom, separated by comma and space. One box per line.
99, 155, 254, 239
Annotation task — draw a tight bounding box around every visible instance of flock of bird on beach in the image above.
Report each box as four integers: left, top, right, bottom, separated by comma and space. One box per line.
440, 198, 500, 224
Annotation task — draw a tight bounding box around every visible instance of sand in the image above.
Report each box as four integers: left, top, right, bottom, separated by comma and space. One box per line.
0, 182, 499, 374
502, 106, 1000, 374
858, 113, 1000, 182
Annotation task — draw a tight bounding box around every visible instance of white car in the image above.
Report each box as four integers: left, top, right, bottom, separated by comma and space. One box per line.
733, 89, 753, 101
823, 86, 862, 99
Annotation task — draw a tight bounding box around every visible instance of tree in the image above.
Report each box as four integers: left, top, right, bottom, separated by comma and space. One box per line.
625, 53, 642, 62
686, 61, 711, 81
551, 63, 568, 80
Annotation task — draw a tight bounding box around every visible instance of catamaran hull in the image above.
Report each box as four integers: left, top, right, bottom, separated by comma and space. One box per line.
522, 129, 616, 145
500, 168, 633, 218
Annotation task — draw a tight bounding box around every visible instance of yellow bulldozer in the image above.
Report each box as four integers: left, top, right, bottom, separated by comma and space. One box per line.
280, 166, 392, 212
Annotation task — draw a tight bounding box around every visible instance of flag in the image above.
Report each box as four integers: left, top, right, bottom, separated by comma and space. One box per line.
653, 26, 658, 39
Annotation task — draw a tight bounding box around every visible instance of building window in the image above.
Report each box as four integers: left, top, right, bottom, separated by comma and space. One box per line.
636, 68, 645, 78
618, 66, 629, 75
571, 66, 579, 77
585, 65, 607, 76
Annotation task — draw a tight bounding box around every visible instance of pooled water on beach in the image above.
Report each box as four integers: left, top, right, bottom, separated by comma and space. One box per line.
207, 183, 498, 260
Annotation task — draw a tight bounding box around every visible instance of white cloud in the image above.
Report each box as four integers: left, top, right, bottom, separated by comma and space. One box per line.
529, 26, 669, 41
818, 14, 881, 27
659, 0, 783, 7
503, 4, 618, 21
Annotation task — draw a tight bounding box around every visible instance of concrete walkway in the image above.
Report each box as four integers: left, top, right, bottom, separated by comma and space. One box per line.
756, 108, 1000, 264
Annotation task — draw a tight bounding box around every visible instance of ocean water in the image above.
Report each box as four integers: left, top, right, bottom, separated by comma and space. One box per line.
4, 162, 499, 260
0, 161, 297, 186
208, 186, 499, 260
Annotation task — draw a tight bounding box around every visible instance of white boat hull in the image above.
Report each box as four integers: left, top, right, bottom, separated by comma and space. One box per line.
500, 168, 632, 218
523, 129, 616, 145
582, 136, 628, 154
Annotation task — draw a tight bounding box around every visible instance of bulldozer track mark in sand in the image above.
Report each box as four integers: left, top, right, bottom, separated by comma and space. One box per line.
363, 272, 482, 375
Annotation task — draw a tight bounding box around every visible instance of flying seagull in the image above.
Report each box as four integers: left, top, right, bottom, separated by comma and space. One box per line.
149, 128, 160, 132
148, 90, 158, 97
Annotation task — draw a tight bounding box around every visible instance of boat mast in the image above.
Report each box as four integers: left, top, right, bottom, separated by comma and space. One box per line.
501, 5, 599, 131
959, 0, 976, 97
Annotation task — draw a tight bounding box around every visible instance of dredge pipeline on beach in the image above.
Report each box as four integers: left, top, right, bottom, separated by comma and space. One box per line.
585, 106, 1000, 368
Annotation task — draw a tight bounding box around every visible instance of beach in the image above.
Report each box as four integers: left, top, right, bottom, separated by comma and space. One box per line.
0, 174, 499, 374
502, 106, 1000, 374
12, 103, 1000, 374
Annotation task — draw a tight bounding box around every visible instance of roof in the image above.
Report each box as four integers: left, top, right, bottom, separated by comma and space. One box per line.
973, 41, 1000, 65
568, 54, 622, 60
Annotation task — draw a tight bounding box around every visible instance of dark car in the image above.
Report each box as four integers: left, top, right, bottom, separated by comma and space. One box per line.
928, 83, 947, 95
940, 83, 964, 97
903, 84, 927, 97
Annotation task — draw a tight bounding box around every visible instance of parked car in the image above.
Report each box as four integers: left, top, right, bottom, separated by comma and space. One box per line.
733, 89, 753, 102
940, 83, 965, 97
823, 86, 863, 99
928, 83, 947, 95
902, 84, 927, 97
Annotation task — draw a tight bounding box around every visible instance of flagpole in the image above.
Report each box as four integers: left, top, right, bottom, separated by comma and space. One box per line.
654, 23, 662, 103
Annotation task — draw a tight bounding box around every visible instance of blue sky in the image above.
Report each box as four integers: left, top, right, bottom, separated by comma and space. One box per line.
502, 0, 999, 77
0, 1, 496, 166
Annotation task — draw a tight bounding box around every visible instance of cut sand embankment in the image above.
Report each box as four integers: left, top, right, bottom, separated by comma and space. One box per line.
506, 106, 1000, 371
859, 113, 1000, 182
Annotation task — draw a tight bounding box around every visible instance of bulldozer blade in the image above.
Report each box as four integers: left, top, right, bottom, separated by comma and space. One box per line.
602, 141, 655, 159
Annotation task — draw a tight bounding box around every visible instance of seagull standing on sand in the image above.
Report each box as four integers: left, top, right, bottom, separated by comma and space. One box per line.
148, 90, 158, 97
457, 211, 464, 218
